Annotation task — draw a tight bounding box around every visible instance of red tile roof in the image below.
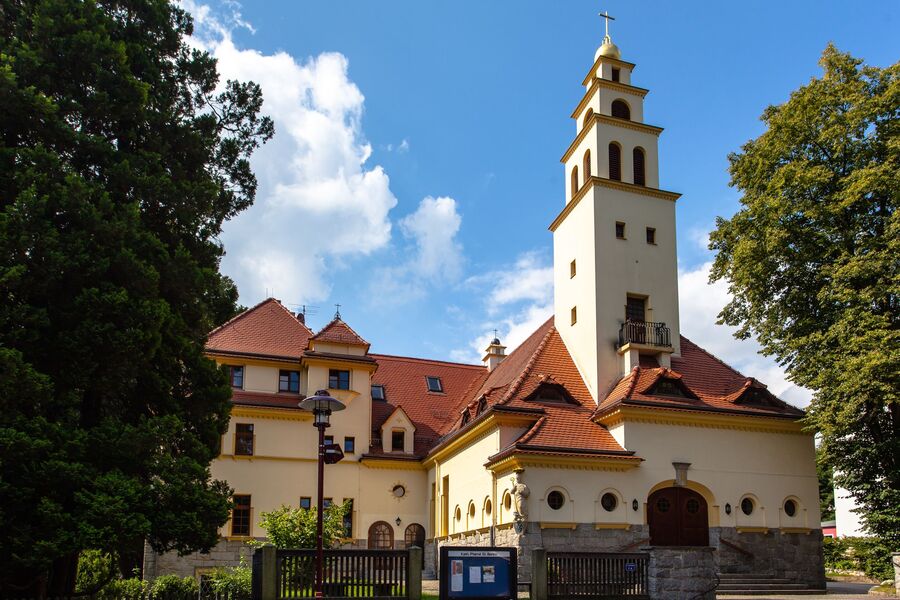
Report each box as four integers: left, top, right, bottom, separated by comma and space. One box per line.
369, 354, 486, 456
596, 336, 804, 419
207, 298, 312, 359
312, 318, 370, 349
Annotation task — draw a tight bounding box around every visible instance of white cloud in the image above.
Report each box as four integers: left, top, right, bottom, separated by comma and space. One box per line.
372, 196, 464, 304
678, 261, 813, 407
182, 2, 398, 304
451, 251, 554, 363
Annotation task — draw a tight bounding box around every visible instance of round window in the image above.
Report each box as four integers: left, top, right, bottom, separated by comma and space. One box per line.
686, 498, 700, 514
784, 499, 797, 517
392, 485, 406, 498
485, 500, 492, 516
601, 492, 618, 512
547, 490, 565, 510
656, 498, 670, 513
741, 498, 754, 516
503, 493, 512, 511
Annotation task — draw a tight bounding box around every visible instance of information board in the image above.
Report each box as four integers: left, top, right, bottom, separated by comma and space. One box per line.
439, 546, 517, 600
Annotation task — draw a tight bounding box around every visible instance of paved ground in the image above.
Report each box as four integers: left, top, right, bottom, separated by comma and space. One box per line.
425, 579, 888, 599
719, 581, 884, 599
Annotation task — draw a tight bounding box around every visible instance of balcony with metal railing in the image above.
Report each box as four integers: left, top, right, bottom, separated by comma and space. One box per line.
617, 320, 672, 350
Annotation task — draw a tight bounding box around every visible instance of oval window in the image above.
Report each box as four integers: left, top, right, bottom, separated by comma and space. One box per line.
485, 500, 492, 516
656, 498, 670, 513
741, 498, 754, 516
686, 498, 700, 514
547, 491, 565, 510
503, 493, 512, 511
392, 485, 406, 498
468, 503, 475, 518
455, 506, 461, 521
601, 492, 618, 512
784, 499, 797, 517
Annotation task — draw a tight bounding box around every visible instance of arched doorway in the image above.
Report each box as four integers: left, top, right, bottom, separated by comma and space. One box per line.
648, 487, 709, 546
368, 521, 394, 549
405, 523, 425, 570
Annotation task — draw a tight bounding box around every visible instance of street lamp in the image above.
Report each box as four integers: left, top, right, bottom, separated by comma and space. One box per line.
299, 390, 346, 598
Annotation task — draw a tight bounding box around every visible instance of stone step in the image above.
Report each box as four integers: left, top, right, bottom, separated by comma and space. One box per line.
717, 582, 810, 590
718, 573, 782, 579
717, 590, 826, 596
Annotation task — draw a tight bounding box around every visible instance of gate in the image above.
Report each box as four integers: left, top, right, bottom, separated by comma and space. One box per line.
270, 548, 411, 599
546, 551, 649, 599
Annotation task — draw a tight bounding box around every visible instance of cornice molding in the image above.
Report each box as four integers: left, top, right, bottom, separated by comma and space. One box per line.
206, 351, 301, 367
301, 355, 378, 372
594, 405, 807, 435
231, 406, 311, 421
487, 452, 641, 473
581, 55, 637, 86
423, 411, 540, 467
549, 177, 681, 232
359, 457, 426, 471
561, 114, 664, 164
571, 78, 650, 120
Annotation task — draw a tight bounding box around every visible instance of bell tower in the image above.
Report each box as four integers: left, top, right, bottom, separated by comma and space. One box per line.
552, 14, 682, 402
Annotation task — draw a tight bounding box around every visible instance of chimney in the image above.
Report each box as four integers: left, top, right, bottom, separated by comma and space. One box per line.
482, 337, 507, 372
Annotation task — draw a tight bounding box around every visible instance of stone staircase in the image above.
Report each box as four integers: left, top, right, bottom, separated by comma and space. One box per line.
716, 572, 826, 596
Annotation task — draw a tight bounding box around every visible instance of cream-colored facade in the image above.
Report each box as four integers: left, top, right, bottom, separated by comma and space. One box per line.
149, 25, 822, 589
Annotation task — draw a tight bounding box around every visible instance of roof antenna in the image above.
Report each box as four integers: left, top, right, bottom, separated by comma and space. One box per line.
334, 303, 342, 319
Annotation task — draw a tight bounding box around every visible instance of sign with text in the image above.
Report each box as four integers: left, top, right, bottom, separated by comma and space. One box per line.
439, 547, 517, 600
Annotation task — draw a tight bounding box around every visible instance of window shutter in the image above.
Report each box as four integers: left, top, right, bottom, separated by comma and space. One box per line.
609, 143, 621, 181
611, 100, 630, 120
633, 148, 646, 185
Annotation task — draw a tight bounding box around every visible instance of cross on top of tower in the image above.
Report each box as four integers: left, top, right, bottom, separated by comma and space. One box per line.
598, 10, 615, 38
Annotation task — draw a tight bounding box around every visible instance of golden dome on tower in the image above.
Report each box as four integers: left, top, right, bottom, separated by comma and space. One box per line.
595, 34, 621, 60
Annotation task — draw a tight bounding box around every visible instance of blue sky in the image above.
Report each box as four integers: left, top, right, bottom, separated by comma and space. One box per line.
186, 1, 898, 406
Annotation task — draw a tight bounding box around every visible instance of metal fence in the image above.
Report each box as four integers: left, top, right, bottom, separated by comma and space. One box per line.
257, 548, 416, 600
546, 551, 650, 599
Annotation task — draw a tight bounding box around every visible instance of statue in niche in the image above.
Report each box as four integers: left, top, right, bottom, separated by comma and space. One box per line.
512, 470, 530, 522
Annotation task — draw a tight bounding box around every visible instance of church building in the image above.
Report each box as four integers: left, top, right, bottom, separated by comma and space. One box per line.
144, 22, 825, 591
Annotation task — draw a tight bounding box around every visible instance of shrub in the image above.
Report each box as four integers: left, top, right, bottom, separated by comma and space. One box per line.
204, 561, 252, 600
825, 535, 894, 580
150, 574, 199, 600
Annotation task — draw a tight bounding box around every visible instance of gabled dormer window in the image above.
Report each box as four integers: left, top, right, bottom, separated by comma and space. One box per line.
526, 382, 577, 405
735, 386, 782, 408
647, 376, 699, 400
476, 397, 487, 415
461, 411, 470, 426
229, 366, 244, 389
391, 430, 405, 452
426, 376, 443, 393
329, 369, 350, 390
371, 384, 386, 401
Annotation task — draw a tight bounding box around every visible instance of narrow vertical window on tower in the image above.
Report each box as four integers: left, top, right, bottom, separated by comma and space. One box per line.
615, 221, 626, 239
626, 296, 646, 323
570, 259, 576, 278
570, 165, 579, 198
582, 108, 594, 130
583, 149, 591, 179
646, 227, 656, 244
633, 147, 646, 186
609, 143, 621, 180
611, 67, 620, 82
570, 306, 577, 325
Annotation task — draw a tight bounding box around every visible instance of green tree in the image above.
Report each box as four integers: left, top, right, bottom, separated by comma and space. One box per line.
257, 502, 351, 549
709, 45, 898, 550
816, 447, 836, 522
0, 0, 272, 594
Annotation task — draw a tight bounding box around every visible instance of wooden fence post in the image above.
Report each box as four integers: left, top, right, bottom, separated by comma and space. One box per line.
408, 546, 423, 600
260, 545, 277, 600
531, 547, 547, 600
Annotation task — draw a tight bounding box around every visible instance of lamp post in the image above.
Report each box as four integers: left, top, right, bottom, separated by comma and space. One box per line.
299, 390, 346, 598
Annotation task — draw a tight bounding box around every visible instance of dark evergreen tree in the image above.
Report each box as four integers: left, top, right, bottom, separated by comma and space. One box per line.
0, 0, 273, 594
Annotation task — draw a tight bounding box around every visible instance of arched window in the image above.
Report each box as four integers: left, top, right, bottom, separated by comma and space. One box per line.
570, 165, 579, 197
633, 147, 646, 186
611, 99, 630, 120
582, 149, 591, 179
368, 521, 394, 549
608, 143, 621, 181
582, 108, 594, 129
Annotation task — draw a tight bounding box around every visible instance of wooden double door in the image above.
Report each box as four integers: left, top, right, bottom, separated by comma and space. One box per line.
648, 487, 709, 546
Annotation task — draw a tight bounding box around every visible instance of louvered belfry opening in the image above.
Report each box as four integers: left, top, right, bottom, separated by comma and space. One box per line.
611, 99, 630, 120
609, 143, 622, 181
633, 147, 646, 185
570, 164, 579, 197
583, 149, 591, 178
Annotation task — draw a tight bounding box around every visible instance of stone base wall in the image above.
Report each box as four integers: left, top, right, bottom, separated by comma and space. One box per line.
647, 546, 716, 600
713, 527, 825, 588
142, 539, 254, 580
